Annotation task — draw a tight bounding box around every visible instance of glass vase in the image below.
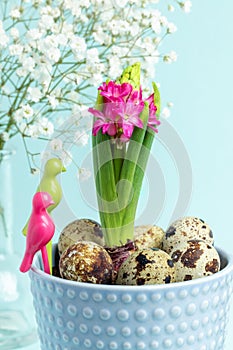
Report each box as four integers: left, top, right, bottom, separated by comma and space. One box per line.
0, 149, 38, 349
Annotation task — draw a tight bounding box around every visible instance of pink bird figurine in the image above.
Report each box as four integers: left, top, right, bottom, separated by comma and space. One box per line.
20, 192, 55, 274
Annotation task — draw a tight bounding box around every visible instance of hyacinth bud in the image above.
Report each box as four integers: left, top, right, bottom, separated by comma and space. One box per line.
117, 62, 141, 90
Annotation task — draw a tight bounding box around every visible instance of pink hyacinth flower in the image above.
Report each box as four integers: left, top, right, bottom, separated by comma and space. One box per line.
128, 86, 143, 105
99, 81, 133, 102
89, 104, 118, 137
116, 102, 144, 139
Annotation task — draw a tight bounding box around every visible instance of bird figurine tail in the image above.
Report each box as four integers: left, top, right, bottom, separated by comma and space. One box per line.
20, 252, 34, 273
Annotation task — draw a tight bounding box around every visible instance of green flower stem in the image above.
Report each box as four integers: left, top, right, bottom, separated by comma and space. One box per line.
121, 82, 160, 230
95, 132, 122, 246
92, 95, 106, 232
92, 96, 122, 246
121, 128, 155, 231
118, 102, 149, 221
111, 142, 126, 186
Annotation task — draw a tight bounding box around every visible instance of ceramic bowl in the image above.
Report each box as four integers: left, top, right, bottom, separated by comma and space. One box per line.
29, 245, 233, 350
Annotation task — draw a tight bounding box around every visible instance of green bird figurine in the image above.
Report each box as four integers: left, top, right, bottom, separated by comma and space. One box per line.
22, 158, 66, 271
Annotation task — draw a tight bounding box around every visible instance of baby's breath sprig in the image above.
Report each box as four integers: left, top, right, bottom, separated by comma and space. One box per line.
0, 0, 191, 171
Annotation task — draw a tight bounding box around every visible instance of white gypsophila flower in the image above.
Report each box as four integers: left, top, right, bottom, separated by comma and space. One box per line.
47, 47, 61, 63
27, 28, 42, 42
167, 102, 174, 108
142, 57, 158, 78
38, 117, 54, 136
93, 27, 111, 46
168, 4, 175, 12
25, 124, 41, 138
10, 7, 21, 19
160, 15, 168, 27
78, 167, 91, 182
39, 14, 55, 32
89, 73, 103, 86
56, 33, 68, 46
108, 56, 122, 79
47, 95, 59, 109
0, 29, 9, 48
16, 67, 28, 77
107, 19, 129, 36
61, 22, 74, 39
21, 56, 36, 73
167, 22, 177, 34
41, 150, 52, 162
28, 87, 43, 102
46, 88, 62, 109
0, 132, 10, 142
111, 46, 128, 58
151, 18, 162, 34
63, 0, 81, 17
99, 7, 114, 21
129, 22, 140, 36
40, 5, 61, 19
21, 104, 34, 119
140, 37, 157, 55
114, 0, 129, 8
49, 138, 63, 151
31, 67, 51, 91
86, 48, 100, 64
161, 107, 171, 118
163, 50, 178, 63
13, 109, 23, 124
10, 27, 20, 39
180, 0, 192, 13
80, 0, 91, 8
70, 37, 87, 60
60, 150, 72, 167
1, 85, 10, 96
74, 130, 89, 146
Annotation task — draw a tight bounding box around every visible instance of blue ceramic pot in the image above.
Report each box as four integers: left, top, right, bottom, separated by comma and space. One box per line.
29, 245, 233, 350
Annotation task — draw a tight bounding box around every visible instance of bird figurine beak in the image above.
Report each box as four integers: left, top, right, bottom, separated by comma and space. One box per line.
62, 166, 66, 172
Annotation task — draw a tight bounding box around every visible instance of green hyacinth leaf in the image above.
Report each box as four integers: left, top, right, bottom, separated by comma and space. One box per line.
152, 81, 161, 116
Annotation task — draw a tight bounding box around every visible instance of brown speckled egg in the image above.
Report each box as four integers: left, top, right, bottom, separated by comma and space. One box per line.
116, 249, 176, 285
134, 225, 165, 250
170, 239, 220, 282
163, 217, 214, 254
58, 219, 104, 256
59, 241, 113, 284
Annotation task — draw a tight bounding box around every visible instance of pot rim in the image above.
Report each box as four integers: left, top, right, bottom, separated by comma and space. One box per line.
30, 245, 233, 291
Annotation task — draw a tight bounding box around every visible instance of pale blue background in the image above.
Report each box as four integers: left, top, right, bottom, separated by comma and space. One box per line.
5, 1, 233, 349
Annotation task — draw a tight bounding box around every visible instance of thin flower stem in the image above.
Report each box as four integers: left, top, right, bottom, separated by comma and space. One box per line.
21, 135, 34, 172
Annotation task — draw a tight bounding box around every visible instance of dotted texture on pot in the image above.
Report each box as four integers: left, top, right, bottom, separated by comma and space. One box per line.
29, 247, 233, 350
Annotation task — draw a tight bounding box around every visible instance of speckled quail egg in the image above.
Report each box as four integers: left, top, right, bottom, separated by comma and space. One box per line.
134, 225, 165, 250
170, 239, 220, 282
58, 219, 104, 256
116, 248, 176, 285
163, 216, 214, 254
59, 241, 113, 284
